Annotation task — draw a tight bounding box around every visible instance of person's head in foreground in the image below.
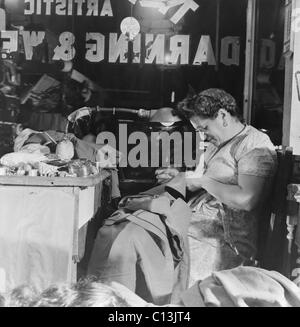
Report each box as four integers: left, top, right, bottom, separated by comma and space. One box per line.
0, 278, 152, 307
175, 88, 245, 146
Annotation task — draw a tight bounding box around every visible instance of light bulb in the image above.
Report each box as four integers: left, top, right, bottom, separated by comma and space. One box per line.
120, 17, 140, 41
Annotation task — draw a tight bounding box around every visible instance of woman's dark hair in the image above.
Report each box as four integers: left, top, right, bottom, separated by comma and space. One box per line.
175, 88, 240, 120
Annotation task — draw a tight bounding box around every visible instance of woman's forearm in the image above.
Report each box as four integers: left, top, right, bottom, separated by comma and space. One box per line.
189, 176, 256, 211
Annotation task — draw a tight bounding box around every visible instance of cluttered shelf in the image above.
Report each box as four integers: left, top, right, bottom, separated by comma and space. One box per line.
0, 169, 110, 187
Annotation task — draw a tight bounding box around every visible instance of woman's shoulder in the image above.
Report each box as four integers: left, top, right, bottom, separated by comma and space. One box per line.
233, 126, 277, 176
232, 125, 277, 161
239, 125, 276, 150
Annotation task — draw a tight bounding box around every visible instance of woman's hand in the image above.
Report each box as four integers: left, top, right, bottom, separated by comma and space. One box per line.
155, 167, 180, 184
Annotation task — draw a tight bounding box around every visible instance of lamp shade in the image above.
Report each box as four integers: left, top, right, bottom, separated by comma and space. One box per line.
149, 107, 181, 124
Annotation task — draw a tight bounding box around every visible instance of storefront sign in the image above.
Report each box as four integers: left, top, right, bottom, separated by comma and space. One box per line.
0, 2, 279, 68
24, 0, 114, 17
24, 0, 199, 24
0, 29, 280, 68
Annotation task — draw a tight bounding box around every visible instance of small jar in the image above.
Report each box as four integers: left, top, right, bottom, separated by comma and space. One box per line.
80, 166, 88, 177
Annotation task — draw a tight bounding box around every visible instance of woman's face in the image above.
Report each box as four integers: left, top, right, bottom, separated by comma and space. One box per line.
190, 112, 225, 145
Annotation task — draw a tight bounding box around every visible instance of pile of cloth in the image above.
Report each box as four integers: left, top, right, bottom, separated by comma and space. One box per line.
104, 266, 300, 307
178, 266, 300, 307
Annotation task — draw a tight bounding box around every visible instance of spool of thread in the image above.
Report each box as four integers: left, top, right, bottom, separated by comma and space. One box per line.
17, 168, 25, 176
29, 169, 38, 177
96, 162, 102, 172
0, 166, 7, 176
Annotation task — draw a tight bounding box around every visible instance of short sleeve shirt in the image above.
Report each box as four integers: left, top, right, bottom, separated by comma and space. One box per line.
204, 125, 277, 184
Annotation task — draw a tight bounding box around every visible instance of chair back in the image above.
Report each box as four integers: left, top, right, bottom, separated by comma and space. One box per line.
259, 147, 294, 271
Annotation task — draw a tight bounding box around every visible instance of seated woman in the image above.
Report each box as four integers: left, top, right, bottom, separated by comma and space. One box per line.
160, 88, 278, 285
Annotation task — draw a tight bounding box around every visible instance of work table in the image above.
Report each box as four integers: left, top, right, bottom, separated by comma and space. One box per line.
0, 170, 110, 292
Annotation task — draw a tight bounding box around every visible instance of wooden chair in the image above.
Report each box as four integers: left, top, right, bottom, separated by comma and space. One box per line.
259, 147, 295, 276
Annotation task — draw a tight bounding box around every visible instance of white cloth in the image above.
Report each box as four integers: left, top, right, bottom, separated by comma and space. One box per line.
0, 152, 47, 167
